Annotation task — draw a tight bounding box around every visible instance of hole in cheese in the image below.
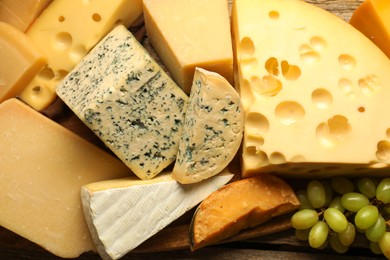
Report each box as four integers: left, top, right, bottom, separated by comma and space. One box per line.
54, 32, 72, 49
376, 141, 390, 161
37, 67, 55, 81
239, 36, 255, 57
92, 13, 102, 22
275, 101, 305, 125
358, 74, 381, 96
246, 112, 269, 134
312, 88, 332, 109
265, 57, 279, 76
316, 115, 351, 147
338, 54, 356, 71
32, 86, 42, 94
69, 45, 87, 64
244, 146, 269, 167
358, 106, 365, 113
269, 152, 286, 164
268, 10, 279, 20
58, 16, 65, 22
281, 60, 301, 80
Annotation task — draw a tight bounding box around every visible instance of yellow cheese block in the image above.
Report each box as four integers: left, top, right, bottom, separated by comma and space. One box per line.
0, 22, 46, 103
0, 98, 131, 258
232, 0, 390, 178
350, 0, 390, 59
20, 0, 143, 110
143, 0, 233, 94
0, 0, 52, 32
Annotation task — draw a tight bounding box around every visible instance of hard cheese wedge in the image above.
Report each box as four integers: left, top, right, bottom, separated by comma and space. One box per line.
0, 22, 46, 103
350, 0, 390, 59
20, 0, 143, 110
232, 0, 390, 178
190, 173, 300, 250
143, 0, 233, 94
0, 0, 52, 32
57, 25, 188, 180
0, 98, 131, 258
172, 68, 244, 184
81, 169, 234, 260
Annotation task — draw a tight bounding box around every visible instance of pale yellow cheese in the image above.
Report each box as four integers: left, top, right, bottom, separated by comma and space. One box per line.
350, 0, 390, 59
0, 22, 46, 103
0, 98, 131, 258
0, 0, 53, 32
20, 0, 143, 110
232, 0, 390, 178
143, 0, 233, 94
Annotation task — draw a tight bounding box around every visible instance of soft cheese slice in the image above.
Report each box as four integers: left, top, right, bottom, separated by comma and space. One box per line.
0, 0, 52, 32
232, 0, 390, 177
350, 0, 390, 58
143, 0, 233, 94
0, 98, 131, 258
81, 169, 234, 260
172, 68, 244, 184
0, 22, 46, 103
56, 25, 188, 180
20, 0, 143, 111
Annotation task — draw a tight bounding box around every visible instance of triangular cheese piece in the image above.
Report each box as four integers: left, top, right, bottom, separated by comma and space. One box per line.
232, 0, 390, 177
81, 169, 233, 259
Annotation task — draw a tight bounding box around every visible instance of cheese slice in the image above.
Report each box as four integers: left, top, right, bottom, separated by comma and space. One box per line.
0, 98, 131, 258
172, 68, 244, 184
19, 0, 143, 111
56, 25, 188, 180
232, 0, 390, 177
81, 169, 234, 260
0, 0, 53, 32
0, 22, 46, 103
350, 0, 390, 59
143, 0, 233, 94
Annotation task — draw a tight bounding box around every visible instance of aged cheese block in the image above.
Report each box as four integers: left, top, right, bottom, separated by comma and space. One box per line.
57, 25, 188, 180
172, 68, 244, 184
143, 0, 233, 94
0, 98, 131, 258
232, 0, 390, 178
0, 0, 52, 32
350, 0, 390, 58
20, 0, 143, 110
0, 22, 46, 103
81, 169, 234, 259
190, 173, 300, 250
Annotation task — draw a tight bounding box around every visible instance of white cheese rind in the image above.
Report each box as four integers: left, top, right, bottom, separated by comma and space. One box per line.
81, 170, 234, 260
172, 68, 244, 184
56, 25, 188, 180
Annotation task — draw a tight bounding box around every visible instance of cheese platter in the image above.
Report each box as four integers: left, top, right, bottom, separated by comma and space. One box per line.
0, 0, 387, 259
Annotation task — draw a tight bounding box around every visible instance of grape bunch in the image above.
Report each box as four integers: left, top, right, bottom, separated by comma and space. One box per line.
290, 176, 390, 258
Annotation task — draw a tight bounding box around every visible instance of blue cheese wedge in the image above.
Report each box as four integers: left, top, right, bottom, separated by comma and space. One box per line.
172, 68, 244, 184
81, 169, 234, 259
56, 25, 188, 179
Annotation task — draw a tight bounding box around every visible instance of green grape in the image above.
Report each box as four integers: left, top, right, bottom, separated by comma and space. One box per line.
357, 177, 376, 199
329, 232, 349, 254
383, 205, 390, 217
338, 222, 356, 247
296, 189, 313, 210
309, 221, 329, 249
370, 241, 383, 255
295, 228, 310, 241
324, 208, 348, 233
328, 196, 345, 213
376, 178, 390, 204
307, 180, 326, 209
366, 215, 386, 242
331, 176, 355, 195
321, 179, 333, 207
354, 205, 379, 230
291, 209, 319, 230
379, 232, 390, 259
341, 192, 369, 212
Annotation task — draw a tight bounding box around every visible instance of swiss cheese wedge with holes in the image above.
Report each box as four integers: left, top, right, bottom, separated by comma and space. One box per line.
232, 0, 390, 178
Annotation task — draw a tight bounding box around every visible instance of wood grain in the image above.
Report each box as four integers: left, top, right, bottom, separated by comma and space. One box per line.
1, 0, 375, 259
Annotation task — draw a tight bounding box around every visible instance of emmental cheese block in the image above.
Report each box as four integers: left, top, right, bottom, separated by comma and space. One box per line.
143, 0, 233, 94
19, 0, 143, 111
350, 0, 390, 59
232, 0, 390, 178
56, 25, 188, 180
172, 68, 244, 184
81, 169, 234, 260
0, 98, 131, 258
0, 0, 53, 32
0, 22, 46, 103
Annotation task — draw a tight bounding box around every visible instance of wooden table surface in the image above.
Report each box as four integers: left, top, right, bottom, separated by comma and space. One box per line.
3, 0, 386, 259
